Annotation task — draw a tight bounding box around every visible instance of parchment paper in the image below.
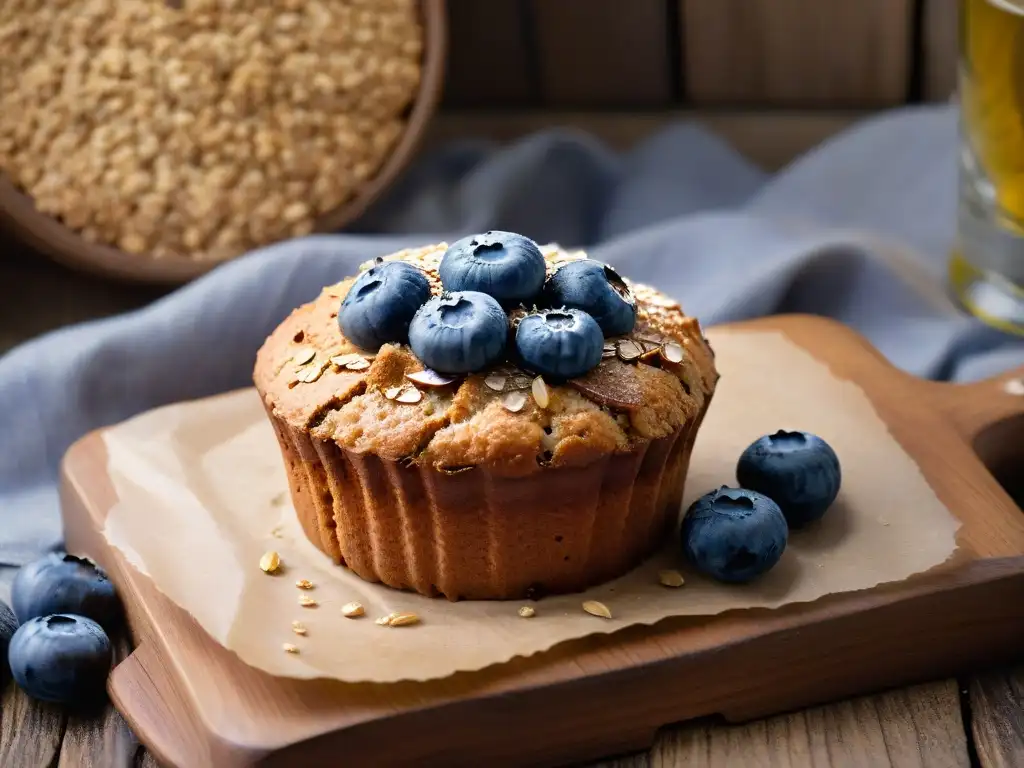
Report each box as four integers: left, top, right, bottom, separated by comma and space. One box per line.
101, 329, 960, 683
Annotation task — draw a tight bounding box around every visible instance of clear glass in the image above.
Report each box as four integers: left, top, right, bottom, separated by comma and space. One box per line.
951, 0, 1024, 335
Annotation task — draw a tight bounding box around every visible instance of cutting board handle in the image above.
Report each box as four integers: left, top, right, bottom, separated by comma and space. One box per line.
926, 365, 1024, 443
108, 643, 206, 768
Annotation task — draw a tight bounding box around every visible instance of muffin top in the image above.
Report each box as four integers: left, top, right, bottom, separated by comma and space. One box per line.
254, 236, 718, 478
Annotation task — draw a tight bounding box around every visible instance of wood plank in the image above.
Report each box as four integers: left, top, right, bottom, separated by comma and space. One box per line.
0, 679, 976, 768
40, 679, 980, 768
650, 680, 969, 767
922, 0, 959, 101
0, 238, 161, 354
681, 0, 914, 107
58, 707, 138, 768
0, 680, 67, 767
969, 667, 1024, 767
424, 109, 863, 170
0, 679, 978, 768
531, 0, 673, 107
58, 635, 140, 768
442, 0, 536, 107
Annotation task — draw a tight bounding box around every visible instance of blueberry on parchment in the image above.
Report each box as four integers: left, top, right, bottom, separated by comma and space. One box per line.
736, 430, 841, 528
680, 487, 788, 584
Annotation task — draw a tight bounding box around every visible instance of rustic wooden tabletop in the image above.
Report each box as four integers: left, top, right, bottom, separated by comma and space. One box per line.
1, 639, 1022, 767
3, 242, 1024, 768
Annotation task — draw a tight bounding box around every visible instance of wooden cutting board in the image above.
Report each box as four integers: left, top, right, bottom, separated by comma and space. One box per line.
59, 315, 1024, 768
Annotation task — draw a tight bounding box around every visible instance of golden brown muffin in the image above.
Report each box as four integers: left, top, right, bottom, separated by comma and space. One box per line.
253, 241, 718, 600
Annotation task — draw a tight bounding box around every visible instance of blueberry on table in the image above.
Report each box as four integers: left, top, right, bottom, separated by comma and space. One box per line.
543, 259, 637, 336
515, 308, 604, 380
681, 487, 788, 584
736, 430, 841, 528
338, 260, 432, 350
12, 553, 121, 632
8, 614, 112, 706
439, 231, 546, 306
409, 291, 509, 373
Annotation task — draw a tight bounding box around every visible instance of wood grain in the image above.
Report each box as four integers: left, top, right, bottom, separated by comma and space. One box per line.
0, 677, 981, 767
0, 236, 163, 354
424, 110, 863, 170
651, 680, 968, 767
0, 681, 67, 767
531, 0, 673, 107
442, 0, 536, 107
969, 667, 1024, 768
681, 0, 914, 106
923, 0, 960, 101
58, 315, 1024, 767
58, 705, 138, 768
57, 636, 140, 768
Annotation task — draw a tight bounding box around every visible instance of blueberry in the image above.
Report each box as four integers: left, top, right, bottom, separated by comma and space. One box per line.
408, 291, 508, 373
681, 487, 788, 584
515, 308, 604, 380
544, 260, 636, 336
12, 553, 121, 632
0, 600, 16, 682
736, 430, 841, 528
439, 231, 546, 306
8, 614, 112, 705
338, 260, 431, 350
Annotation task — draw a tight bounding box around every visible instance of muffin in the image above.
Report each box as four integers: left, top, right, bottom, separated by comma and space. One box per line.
253, 233, 718, 600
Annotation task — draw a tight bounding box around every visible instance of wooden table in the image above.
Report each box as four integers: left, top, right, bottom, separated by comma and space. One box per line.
3, 242, 1024, 768
2, 644, 1023, 767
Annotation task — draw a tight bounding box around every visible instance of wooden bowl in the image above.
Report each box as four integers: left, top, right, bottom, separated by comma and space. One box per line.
0, 0, 447, 286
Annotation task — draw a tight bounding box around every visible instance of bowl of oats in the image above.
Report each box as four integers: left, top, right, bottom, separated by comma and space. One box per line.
0, 0, 446, 284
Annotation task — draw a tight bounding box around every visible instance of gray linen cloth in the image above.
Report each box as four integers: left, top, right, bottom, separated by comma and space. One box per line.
1, 103, 1021, 586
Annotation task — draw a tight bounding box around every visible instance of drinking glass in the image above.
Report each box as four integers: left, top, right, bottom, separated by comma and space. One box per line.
951, 0, 1024, 334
